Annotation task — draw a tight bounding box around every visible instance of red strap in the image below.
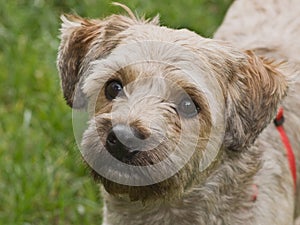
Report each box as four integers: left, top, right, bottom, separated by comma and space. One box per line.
274, 107, 297, 191
252, 108, 296, 201
252, 184, 258, 202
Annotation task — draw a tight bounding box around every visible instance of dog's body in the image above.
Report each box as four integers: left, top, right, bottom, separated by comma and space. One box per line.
57, 0, 300, 224
215, 1, 300, 224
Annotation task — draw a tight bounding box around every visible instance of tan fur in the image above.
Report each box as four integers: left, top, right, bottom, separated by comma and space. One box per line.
57, 1, 300, 224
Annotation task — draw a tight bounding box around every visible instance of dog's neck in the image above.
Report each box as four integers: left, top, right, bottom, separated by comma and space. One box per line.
101, 148, 261, 225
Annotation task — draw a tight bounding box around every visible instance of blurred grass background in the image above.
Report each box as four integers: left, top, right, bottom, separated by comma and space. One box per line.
0, 0, 232, 224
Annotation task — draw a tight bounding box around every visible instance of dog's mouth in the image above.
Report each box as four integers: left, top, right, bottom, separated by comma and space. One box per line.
85, 150, 185, 202
87, 140, 179, 181
80, 112, 191, 188
83, 134, 204, 202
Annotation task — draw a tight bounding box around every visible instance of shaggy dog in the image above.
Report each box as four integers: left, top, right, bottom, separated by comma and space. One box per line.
57, 1, 300, 224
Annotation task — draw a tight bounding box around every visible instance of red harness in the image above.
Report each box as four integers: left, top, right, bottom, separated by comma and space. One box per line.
252, 107, 297, 201
274, 107, 297, 191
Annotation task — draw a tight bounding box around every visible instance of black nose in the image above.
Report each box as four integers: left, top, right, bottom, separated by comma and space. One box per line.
106, 124, 146, 161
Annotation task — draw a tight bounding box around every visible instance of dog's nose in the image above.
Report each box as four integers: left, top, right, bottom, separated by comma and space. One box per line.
106, 124, 146, 161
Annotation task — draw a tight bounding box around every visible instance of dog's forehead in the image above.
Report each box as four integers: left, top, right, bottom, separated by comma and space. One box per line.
83, 24, 231, 102
122, 24, 201, 43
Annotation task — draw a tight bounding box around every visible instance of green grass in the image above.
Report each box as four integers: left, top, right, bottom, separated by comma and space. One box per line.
0, 1, 231, 224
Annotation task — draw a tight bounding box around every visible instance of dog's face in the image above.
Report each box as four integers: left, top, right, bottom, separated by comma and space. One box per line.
57, 9, 287, 201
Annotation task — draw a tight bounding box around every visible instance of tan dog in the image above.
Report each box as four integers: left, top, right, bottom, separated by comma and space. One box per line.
57, 1, 300, 224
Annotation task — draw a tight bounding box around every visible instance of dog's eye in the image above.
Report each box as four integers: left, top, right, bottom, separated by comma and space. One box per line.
105, 80, 123, 100
177, 97, 200, 118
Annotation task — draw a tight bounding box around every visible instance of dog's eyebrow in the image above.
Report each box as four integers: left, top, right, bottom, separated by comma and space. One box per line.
112, 66, 139, 86
168, 79, 207, 102
166, 76, 204, 95
181, 86, 206, 102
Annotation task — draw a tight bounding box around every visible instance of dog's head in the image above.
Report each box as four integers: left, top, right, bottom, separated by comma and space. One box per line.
57, 4, 287, 201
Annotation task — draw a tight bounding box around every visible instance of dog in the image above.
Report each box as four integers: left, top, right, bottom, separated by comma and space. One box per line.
57, 1, 300, 224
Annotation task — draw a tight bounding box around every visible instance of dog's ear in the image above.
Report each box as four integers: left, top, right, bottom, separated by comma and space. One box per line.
57, 14, 138, 108
223, 50, 287, 150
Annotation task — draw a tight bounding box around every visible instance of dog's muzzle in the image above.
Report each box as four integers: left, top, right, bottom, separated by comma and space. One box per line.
106, 124, 147, 162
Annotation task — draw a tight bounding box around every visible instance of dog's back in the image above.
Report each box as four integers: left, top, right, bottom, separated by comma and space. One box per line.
215, 0, 300, 221
214, 0, 300, 63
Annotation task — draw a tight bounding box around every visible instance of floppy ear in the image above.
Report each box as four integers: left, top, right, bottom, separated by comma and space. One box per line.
57, 14, 138, 108
223, 50, 288, 150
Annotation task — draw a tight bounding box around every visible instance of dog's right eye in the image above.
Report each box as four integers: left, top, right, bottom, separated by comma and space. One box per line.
177, 96, 200, 118
105, 80, 123, 100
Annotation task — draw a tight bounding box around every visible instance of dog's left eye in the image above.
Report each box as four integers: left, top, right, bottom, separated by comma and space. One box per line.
105, 80, 123, 100
177, 97, 200, 118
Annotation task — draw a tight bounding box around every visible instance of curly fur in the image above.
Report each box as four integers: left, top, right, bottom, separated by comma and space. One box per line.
57, 1, 300, 224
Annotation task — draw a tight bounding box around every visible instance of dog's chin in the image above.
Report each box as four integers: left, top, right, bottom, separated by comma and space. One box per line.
90, 168, 187, 202
88, 151, 215, 203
